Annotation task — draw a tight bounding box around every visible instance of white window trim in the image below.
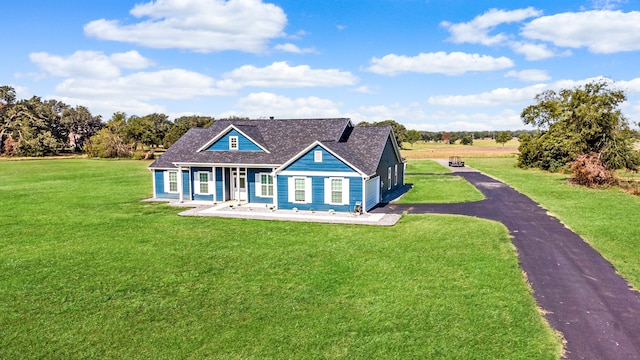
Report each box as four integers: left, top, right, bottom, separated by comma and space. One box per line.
324, 177, 349, 205
164, 170, 179, 194
194, 171, 213, 195
387, 167, 392, 190
288, 176, 312, 204
255, 173, 274, 198
314, 150, 322, 162
229, 136, 238, 150
394, 164, 398, 186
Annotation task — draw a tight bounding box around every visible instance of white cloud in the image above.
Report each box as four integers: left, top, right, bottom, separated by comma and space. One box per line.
109, 50, 155, 69
441, 7, 542, 46
54, 69, 222, 101
591, 0, 627, 10
273, 43, 317, 54
505, 69, 551, 82
84, 0, 287, 53
218, 61, 357, 90
428, 84, 548, 107
351, 85, 377, 94
509, 42, 562, 61
522, 10, 640, 53
29, 50, 152, 78
53, 96, 166, 119
234, 92, 343, 118
367, 52, 514, 76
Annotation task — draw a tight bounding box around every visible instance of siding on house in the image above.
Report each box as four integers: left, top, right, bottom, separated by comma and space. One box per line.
276, 146, 363, 211
205, 129, 263, 152
247, 168, 275, 204
283, 145, 355, 173
376, 137, 404, 197
191, 167, 214, 201
153, 169, 190, 199
276, 175, 362, 212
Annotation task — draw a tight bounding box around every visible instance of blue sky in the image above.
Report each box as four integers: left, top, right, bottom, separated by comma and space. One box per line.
2, 0, 640, 131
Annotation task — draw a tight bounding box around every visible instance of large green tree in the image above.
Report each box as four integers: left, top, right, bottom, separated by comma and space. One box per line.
358, 119, 407, 147
163, 115, 215, 148
61, 105, 103, 151
518, 79, 640, 172
405, 129, 421, 148
495, 131, 512, 147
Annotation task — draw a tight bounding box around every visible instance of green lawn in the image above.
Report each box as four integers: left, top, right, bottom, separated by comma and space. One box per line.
468, 158, 640, 289
399, 160, 484, 204
0, 159, 560, 359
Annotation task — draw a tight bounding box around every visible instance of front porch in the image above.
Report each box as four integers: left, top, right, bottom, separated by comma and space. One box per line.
143, 198, 400, 226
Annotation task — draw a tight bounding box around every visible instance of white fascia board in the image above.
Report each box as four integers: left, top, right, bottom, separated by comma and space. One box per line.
278, 170, 361, 177
273, 141, 367, 177
173, 162, 280, 168
196, 125, 270, 153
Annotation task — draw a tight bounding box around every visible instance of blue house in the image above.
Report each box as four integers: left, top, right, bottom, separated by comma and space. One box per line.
148, 118, 405, 213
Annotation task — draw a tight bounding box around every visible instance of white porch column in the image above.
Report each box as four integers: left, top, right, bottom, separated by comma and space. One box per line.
236, 166, 241, 205
271, 170, 278, 209
212, 166, 217, 203
178, 164, 184, 203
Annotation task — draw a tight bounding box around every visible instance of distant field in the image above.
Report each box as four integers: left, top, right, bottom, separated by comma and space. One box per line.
401, 139, 519, 159
0, 159, 560, 359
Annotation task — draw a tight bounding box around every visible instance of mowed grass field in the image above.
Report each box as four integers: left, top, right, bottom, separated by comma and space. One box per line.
398, 160, 484, 204
402, 139, 519, 160
0, 159, 560, 359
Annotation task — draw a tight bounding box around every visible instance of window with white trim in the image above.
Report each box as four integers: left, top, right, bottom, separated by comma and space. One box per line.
387, 167, 392, 190
294, 178, 306, 202
331, 179, 342, 203
324, 177, 349, 205
314, 150, 322, 162
256, 173, 274, 197
229, 136, 238, 150
165, 171, 178, 193
194, 171, 213, 195
394, 164, 398, 186
288, 177, 311, 203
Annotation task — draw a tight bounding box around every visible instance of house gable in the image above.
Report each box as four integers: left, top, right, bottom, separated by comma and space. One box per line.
200, 126, 267, 152
279, 143, 362, 175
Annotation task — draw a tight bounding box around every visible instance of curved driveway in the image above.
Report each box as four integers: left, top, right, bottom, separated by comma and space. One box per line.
373, 166, 640, 359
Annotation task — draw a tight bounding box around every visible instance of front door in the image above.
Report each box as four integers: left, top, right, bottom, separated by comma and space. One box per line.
231, 169, 247, 201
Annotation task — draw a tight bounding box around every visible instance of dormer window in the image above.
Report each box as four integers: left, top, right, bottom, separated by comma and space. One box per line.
229, 136, 238, 150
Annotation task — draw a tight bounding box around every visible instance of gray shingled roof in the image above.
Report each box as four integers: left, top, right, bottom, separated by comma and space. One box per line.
149, 118, 394, 176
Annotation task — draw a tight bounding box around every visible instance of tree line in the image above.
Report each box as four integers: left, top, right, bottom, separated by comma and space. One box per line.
0, 85, 219, 158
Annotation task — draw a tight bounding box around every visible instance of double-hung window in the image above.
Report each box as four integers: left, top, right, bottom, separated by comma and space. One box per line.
288, 177, 311, 203
325, 177, 349, 205
294, 178, 306, 202
194, 171, 212, 195
256, 173, 274, 197
166, 171, 178, 193
331, 179, 342, 203
387, 167, 392, 190
394, 164, 398, 186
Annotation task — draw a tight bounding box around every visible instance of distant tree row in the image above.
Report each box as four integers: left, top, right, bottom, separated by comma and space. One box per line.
0, 86, 102, 156
418, 130, 535, 144
0, 85, 220, 159
85, 113, 217, 159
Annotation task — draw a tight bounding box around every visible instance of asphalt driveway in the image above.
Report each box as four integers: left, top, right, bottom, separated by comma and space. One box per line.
373, 166, 640, 359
